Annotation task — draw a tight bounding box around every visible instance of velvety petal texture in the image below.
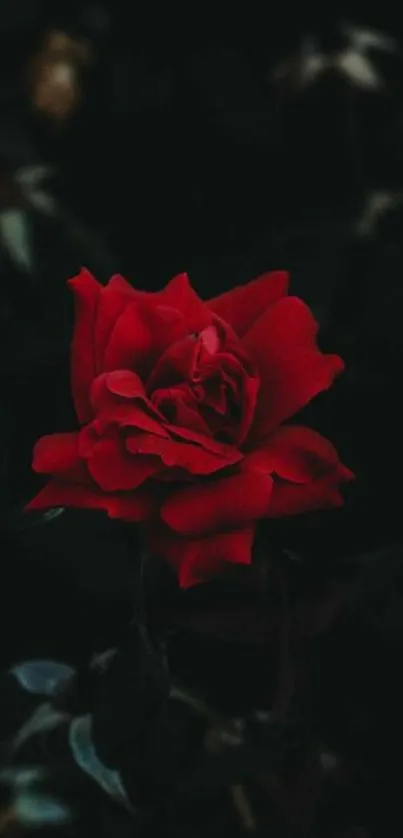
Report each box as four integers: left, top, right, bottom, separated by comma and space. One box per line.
27, 269, 352, 588
148, 526, 255, 588
242, 296, 344, 441
208, 270, 289, 336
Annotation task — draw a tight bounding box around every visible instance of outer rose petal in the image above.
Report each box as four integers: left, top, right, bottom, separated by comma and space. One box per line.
208, 270, 289, 336
103, 301, 152, 374
101, 285, 211, 379
33, 433, 80, 473
86, 433, 160, 491
243, 425, 342, 483
243, 297, 344, 442
26, 480, 153, 522
142, 274, 213, 367
32, 432, 90, 485
161, 471, 273, 536
68, 269, 102, 423
266, 463, 354, 517
108, 272, 211, 335
95, 281, 136, 371
104, 273, 212, 372
151, 273, 212, 334
148, 526, 255, 588
105, 275, 136, 297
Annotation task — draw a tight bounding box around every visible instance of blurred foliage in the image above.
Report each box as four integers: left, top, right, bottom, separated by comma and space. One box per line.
1, 6, 403, 837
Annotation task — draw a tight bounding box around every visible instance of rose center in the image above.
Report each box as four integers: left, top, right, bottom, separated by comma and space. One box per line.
150, 365, 245, 444
147, 324, 259, 446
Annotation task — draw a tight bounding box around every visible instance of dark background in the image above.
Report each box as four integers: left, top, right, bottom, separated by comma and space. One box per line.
1, 6, 403, 836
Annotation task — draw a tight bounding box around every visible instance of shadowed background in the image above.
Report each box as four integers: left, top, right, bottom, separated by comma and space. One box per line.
1, 6, 403, 837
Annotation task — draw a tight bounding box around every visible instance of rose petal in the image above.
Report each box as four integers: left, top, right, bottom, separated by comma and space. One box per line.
77, 423, 99, 458
148, 526, 255, 588
97, 404, 169, 437
90, 374, 169, 438
106, 370, 146, 398
201, 325, 220, 354
68, 269, 102, 423
102, 290, 204, 379
107, 490, 155, 521
91, 371, 145, 409
266, 464, 354, 517
26, 481, 153, 522
32, 433, 80, 474
164, 423, 240, 458
129, 274, 213, 371
208, 271, 289, 336
106, 275, 137, 296
244, 425, 342, 484
147, 334, 199, 390
155, 273, 212, 333
242, 297, 344, 442
32, 432, 90, 485
92, 371, 157, 411
162, 394, 210, 436
161, 471, 273, 536
127, 432, 241, 475
86, 433, 160, 491
236, 371, 261, 446
94, 282, 136, 371
108, 272, 211, 335
103, 301, 152, 373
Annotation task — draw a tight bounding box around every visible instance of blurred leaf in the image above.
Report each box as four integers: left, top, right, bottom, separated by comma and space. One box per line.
69, 714, 130, 807
15, 790, 72, 826
0, 209, 32, 272
11, 660, 75, 696
13, 702, 68, 750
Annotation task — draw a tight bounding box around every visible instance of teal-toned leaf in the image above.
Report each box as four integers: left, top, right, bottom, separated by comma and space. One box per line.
11, 660, 75, 696
69, 715, 130, 807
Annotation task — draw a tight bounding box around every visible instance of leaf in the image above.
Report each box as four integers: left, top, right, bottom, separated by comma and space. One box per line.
340, 22, 397, 53
90, 648, 117, 672
13, 702, 68, 750
69, 714, 130, 807
14, 791, 72, 826
338, 51, 381, 89
15, 165, 57, 216
0, 209, 32, 272
11, 660, 75, 696
0, 767, 46, 789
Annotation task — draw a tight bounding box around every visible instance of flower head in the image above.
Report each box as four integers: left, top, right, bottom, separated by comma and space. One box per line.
27, 269, 352, 587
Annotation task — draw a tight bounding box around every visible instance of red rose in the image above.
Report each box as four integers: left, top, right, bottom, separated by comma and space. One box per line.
27, 269, 353, 587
